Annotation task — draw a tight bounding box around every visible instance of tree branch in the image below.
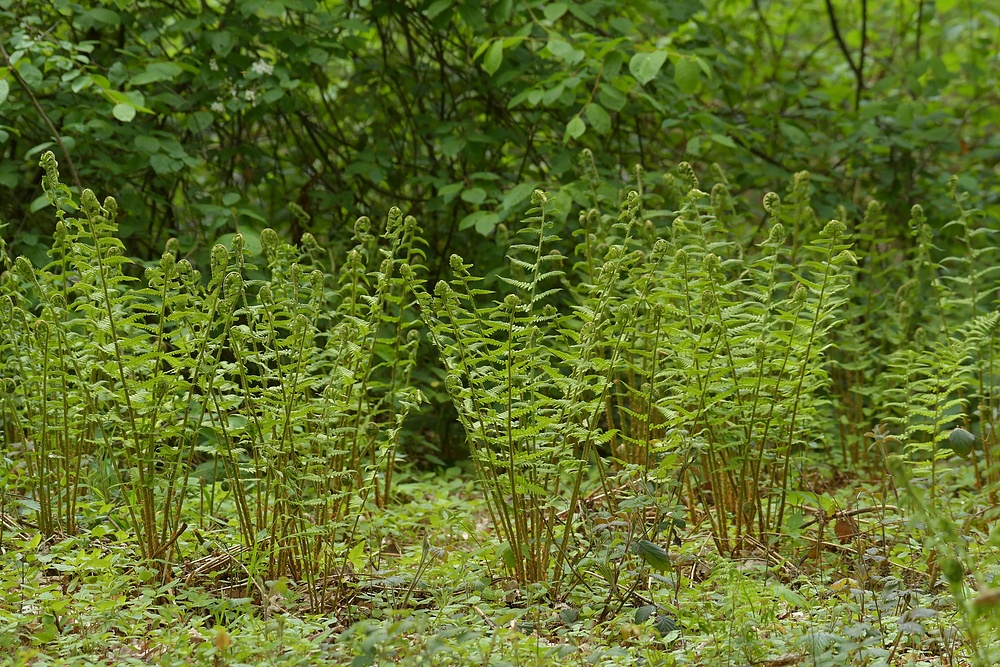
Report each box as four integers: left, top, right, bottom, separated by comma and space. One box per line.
0, 43, 84, 193
823, 0, 860, 80
856, 0, 868, 111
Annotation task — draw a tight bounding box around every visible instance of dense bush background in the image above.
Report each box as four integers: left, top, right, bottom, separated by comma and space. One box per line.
3, 0, 997, 273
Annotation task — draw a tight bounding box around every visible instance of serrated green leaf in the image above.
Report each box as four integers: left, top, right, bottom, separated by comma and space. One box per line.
655, 615, 677, 636
635, 605, 655, 623
629, 50, 667, 85
483, 40, 503, 76
634, 539, 671, 571
674, 56, 700, 94
558, 608, 579, 624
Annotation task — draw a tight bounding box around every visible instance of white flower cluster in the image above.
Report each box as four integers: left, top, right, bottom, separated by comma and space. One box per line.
211, 101, 225, 113
244, 89, 256, 102
209, 58, 218, 72
250, 59, 273, 76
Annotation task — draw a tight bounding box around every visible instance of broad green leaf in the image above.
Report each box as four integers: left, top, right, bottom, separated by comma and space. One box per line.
655, 615, 677, 636
439, 135, 465, 158
633, 539, 671, 571
18, 62, 43, 89
708, 133, 737, 148
507, 87, 532, 109
500, 182, 537, 213
222, 192, 241, 206
565, 116, 586, 140
132, 62, 184, 85
948, 427, 975, 457
25, 141, 54, 158
112, 102, 136, 122
559, 608, 579, 624
348, 541, 366, 571
212, 31, 235, 56
772, 584, 808, 608
610, 17, 634, 34
438, 182, 464, 202
423, 0, 452, 18
635, 605, 655, 623
71, 75, 93, 93
262, 87, 284, 104
565, 2, 597, 26
149, 154, 176, 173
598, 83, 627, 111
674, 56, 700, 94
103, 88, 131, 105
134, 136, 160, 153
459, 210, 498, 234
461, 187, 487, 204
0, 79, 8, 106
125, 90, 146, 109
456, 3, 485, 30
86, 7, 120, 25
541, 83, 566, 106
895, 102, 914, 127
236, 207, 266, 222
475, 213, 498, 235
629, 51, 667, 85
547, 36, 584, 65
779, 121, 808, 146
544, 2, 568, 20
29, 193, 51, 213
187, 111, 213, 132
585, 103, 612, 134
483, 40, 503, 76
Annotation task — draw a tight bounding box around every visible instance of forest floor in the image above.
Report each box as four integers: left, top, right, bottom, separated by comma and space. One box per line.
1, 458, 995, 667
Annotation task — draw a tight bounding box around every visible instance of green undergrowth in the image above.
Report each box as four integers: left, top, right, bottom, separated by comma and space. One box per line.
2, 152, 1000, 664
1, 466, 998, 666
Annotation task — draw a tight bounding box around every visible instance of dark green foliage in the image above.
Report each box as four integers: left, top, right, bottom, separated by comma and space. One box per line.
3, 0, 996, 286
